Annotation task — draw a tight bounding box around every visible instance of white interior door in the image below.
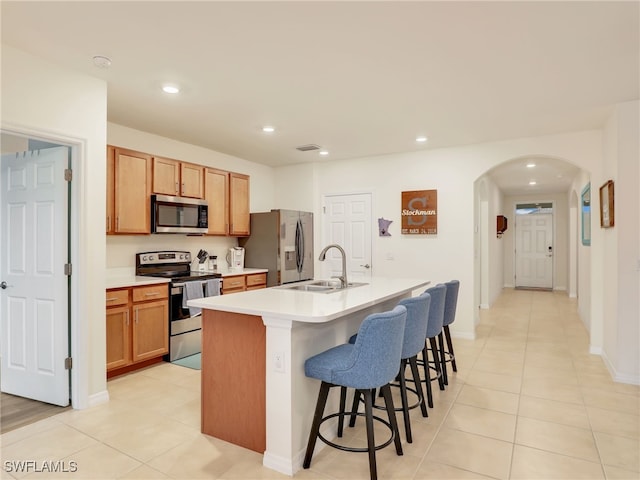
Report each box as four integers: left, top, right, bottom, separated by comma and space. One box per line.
515, 213, 553, 289
322, 193, 372, 282
1, 147, 70, 406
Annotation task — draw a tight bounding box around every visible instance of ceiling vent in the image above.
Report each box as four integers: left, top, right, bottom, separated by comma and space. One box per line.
296, 144, 321, 152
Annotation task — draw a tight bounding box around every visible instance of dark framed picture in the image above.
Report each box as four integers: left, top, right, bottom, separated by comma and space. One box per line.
599, 180, 615, 228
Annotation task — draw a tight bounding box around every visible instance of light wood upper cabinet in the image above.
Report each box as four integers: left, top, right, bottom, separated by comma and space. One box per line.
152, 157, 180, 196
152, 157, 204, 198
107, 144, 248, 236
229, 173, 250, 236
106, 146, 115, 233
110, 147, 152, 234
180, 163, 205, 198
205, 168, 230, 235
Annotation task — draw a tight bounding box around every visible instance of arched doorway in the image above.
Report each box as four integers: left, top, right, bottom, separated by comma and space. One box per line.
473, 155, 587, 314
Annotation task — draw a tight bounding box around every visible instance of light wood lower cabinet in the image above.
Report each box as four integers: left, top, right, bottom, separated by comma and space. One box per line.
246, 273, 267, 291
106, 284, 169, 376
222, 272, 267, 294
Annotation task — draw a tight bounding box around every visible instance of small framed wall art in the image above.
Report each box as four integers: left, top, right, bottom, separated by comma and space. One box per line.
401, 189, 437, 235
599, 180, 615, 228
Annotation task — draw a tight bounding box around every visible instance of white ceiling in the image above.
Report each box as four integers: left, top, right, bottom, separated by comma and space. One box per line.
2, 1, 638, 194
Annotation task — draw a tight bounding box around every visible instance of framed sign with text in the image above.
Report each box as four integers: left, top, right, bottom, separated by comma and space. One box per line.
401, 189, 437, 235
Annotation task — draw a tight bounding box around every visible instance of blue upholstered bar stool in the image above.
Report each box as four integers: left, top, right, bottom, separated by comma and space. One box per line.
348, 293, 432, 443
303, 306, 407, 480
440, 280, 460, 385
417, 284, 446, 407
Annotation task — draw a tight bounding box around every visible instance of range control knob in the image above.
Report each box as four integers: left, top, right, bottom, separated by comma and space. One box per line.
142, 256, 147, 261
179, 254, 184, 260
149, 255, 154, 261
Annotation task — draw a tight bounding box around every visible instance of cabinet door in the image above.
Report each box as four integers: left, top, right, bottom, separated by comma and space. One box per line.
246, 273, 267, 290
114, 148, 151, 234
222, 275, 246, 294
152, 157, 180, 196
106, 146, 115, 233
229, 173, 250, 236
205, 168, 229, 235
180, 163, 204, 198
132, 300, 168, 362
106, 306, 131, 370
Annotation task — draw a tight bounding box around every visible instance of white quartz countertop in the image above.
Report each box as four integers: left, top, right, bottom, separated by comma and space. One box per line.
188, 277, 430, 323
105, 267, 266, 289
106, 275, 170, 289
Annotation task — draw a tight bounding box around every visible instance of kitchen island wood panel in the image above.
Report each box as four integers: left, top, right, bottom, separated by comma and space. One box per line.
201, 310, 266, 453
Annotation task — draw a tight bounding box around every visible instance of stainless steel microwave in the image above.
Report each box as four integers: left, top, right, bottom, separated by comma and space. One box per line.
151, 194, 209, 234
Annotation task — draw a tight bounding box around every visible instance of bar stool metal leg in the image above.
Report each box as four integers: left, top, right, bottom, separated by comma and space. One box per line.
303, 381, 331, 468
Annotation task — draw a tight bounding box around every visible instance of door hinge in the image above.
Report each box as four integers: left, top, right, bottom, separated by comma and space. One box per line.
65, 357, 72, 370
64, 263, 72, 276
64, 168, 72, 181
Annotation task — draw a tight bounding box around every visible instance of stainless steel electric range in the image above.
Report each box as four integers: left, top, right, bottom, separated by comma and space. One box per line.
136, 251, 222, 362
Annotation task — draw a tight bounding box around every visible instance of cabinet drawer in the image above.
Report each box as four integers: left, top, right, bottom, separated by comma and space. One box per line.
223, 275, 246, 290
246, 273, 266, 287
133, 284, 168, 302
106, 289, 129, 307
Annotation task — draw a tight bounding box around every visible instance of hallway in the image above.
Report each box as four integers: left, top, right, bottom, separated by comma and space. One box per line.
1, 289, 638, 479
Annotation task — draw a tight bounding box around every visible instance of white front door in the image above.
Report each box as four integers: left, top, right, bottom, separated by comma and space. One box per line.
1, 147, 70, 406
321, 193, 372, 282
515, 213, 553, 289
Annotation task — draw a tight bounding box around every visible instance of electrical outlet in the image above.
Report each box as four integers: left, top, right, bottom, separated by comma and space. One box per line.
274, 351, 285, 373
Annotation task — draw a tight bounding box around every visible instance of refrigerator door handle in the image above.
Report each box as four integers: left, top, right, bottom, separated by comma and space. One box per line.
295, 219, 304, 274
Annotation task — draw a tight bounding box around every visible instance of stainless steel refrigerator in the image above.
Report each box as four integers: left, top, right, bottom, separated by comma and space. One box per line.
239, 210, 313, 287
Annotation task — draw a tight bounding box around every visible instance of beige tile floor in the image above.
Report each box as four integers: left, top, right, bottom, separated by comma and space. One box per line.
2, 289, 639, 479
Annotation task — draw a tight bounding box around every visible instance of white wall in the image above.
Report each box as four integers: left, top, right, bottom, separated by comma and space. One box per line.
601, 101, 640, 383
1, 45, 108, 407
275, 130, 604, 343
106, 123, 277, 268
502, 192, 570, 291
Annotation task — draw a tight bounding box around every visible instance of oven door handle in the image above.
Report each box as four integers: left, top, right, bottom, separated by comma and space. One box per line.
173, 279, 222, 288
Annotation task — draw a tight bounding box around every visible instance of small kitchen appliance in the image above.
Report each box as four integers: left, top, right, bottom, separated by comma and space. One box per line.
150, 194, 208, 234
136, 251, 221, 362
226, 247, 245, 271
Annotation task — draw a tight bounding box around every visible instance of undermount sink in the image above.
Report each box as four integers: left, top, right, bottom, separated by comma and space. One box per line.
281, 280, 368, 293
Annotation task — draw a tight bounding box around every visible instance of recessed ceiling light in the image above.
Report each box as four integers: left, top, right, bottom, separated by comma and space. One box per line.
319, 150, 329, 156
92, 55, 112, 68
526, 163, 536, 168
416, 136, 428, 143
529, 181, 537, 185
162, 85, 180, 94
262, 126, 275, 133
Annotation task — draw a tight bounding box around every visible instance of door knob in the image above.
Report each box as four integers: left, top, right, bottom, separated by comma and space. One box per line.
1, 281, 7, 289
360, 264, 371, 269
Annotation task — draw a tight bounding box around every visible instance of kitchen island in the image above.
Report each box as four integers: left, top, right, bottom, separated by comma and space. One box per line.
188, 276, 430, 476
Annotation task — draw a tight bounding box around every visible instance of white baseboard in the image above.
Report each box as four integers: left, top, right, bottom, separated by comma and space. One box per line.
263, 452, 295, 476
87, 390, 109, 408
479, 303, 490, 310
451, 331, 475, 340
601, 350, 640, 385
589, 345, 602, 355
263, 417, 336, 476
